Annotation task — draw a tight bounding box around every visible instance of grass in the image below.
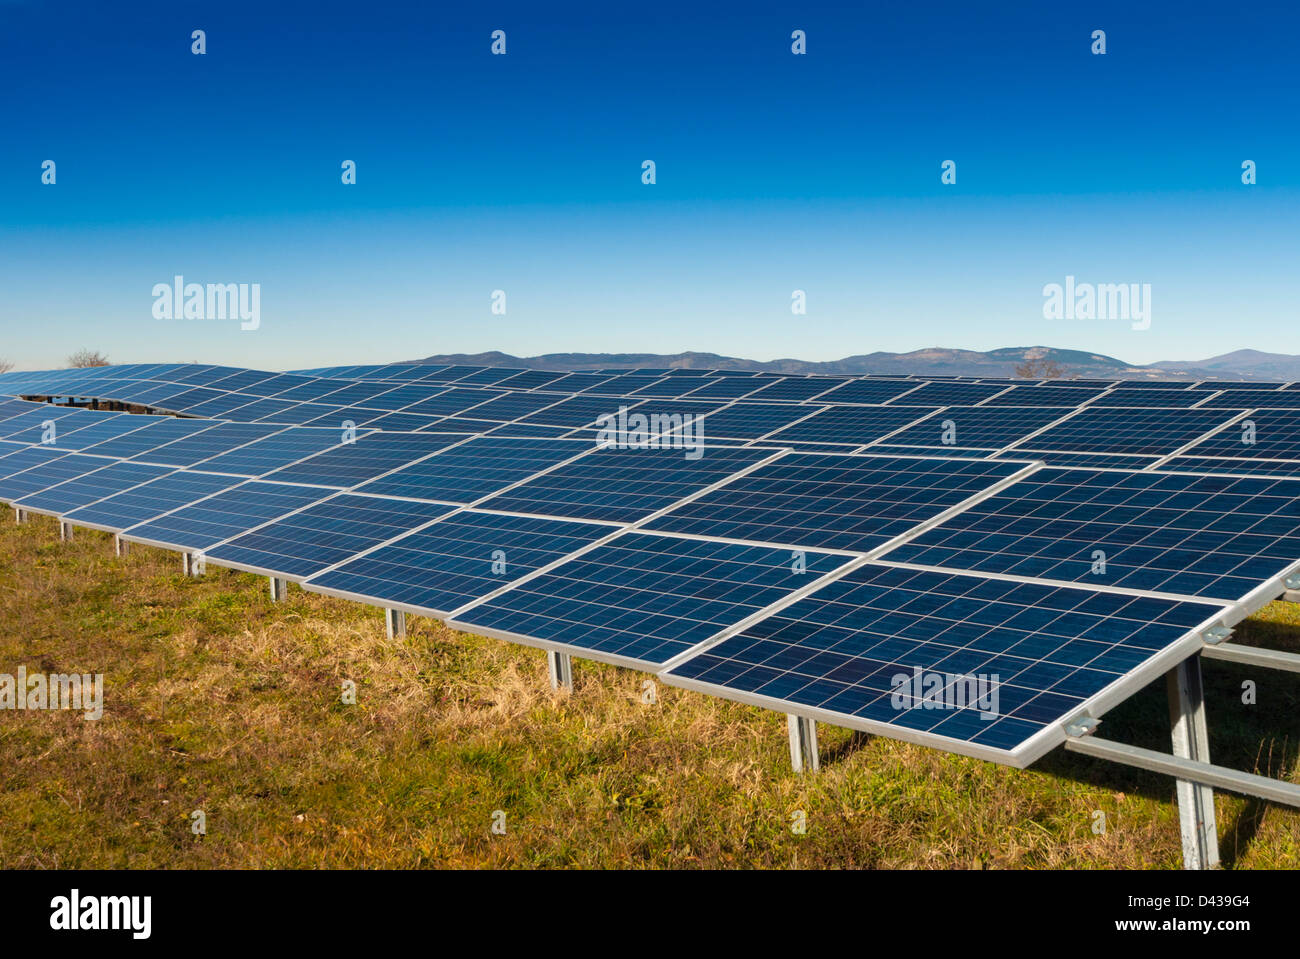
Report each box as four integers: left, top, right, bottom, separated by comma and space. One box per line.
1, 511, 1299, 868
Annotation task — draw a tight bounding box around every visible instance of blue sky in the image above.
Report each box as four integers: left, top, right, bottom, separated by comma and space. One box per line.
1, 0, 1296, 371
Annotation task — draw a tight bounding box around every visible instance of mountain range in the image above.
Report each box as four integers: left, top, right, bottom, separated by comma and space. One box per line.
406, 347, 1300, 381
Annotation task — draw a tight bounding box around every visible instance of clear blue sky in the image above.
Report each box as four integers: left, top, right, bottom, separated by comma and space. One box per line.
1, 0, 1297, 371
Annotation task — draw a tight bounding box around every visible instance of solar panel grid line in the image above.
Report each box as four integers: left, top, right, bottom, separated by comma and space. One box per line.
109, 429, 390, 541
661, 595, 1227, 768
1187, 390, 1227, 409
747, 403, 838, 441
11, 459, 180, 517
442, 446, 795, 619
1144, 408, 1255, 470
965, 384, 1018, 407
127, 422, 293, 469
642, 453, 1043, 557
286, 441, 632, 590
985, 406, 1096, 456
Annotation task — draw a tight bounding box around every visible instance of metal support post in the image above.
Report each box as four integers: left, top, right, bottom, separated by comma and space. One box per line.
788, 714, 820, 773
385, 608, 406, 639
547, 650, 573, 691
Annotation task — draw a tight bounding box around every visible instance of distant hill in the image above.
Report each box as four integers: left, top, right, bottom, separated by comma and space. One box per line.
405, 346, 1297, 380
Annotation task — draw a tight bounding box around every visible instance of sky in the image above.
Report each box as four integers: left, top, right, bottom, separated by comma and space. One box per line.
0, 0, 1297, 371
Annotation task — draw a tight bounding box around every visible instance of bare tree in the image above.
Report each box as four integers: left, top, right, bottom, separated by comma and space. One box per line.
67, 349, 110, 368
0, 358, 13, 374
1014, 358, 1065, 380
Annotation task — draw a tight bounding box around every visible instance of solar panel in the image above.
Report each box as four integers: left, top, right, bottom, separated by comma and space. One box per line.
187, 427, 356, 477
478, 444, 776, 523
400, 388, 503, 417
252, 402, 345, 426
77, 417, 220, 459
1087, 388, 1212, 408
13, 461, 173, 515
805, 380, 924, 405
451, 532, 851, 668
642, 453, 1030, 552
1160, 457, 1300, 478
679, 378, 767, 400
1001, 407, 1239, 456
1198, 390, 1300, 409
691, 402, 821, 439
205, 493, 457, 579
0, 406, 90, 440
739, 377, 846, 402
762, 406, 934, 445
881, 382, 1011, 406
493, 370, 571, 390
515, 395, 625, 428
64, 470, 241, 531
18, 412, 156, 451
305, 509, 613, 614
979, 385, 1108, 407
0, 453, 118, 502
259, 432, 469, 488
877, 406, 1071, 451
129, 422, 285, 467
662, 563, 1224, 764
353, 436, 592, 503
1173, 410, 1300, 461
882, 467, 1300, 601
122, 480, 333, 551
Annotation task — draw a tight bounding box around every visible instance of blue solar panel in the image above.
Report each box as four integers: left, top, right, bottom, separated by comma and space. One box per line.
356, 411, 444, 432
993, 449, 1161, 469
982, 385, 1109, 406
679, 378, 767, 400
252, 402, 345, 426
122, 480, 332, 551
1177, 410, 1300, 460
305, 509, 613, 613
14, 461, 173, 515
1198, 390, 1300, 409
1002, 408, 1239, 456
689, 402, 821, 439
643, 453, 1029, 552
128, 422, 285, 467
400, 388, 503, 417
452, 532, 851, 667
206, 493, 456, 578
879, 407, 1072, 451
64, 470, 241, 531
187, 427, 356, 476
804, 380, 923, 405
763, 406, 934, 445
0, 406, 90, 440
1161, 457, 1300, 478
260, 432, 469, 488
479, 444, 775, 523
1087, 388, 1212, 408
353, 436, 592, 503
741, 377, 847, 402
0, 445, 72, 481
881, 382, 1011, 406
883, 467, 1300, 601
515, 394, 626, 428
0, 453, 117, 502
77, 417, 219, 459
662, 563, 1224, 763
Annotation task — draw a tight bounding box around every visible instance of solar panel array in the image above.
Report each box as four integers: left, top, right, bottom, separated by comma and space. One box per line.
2, 360, 1298, 768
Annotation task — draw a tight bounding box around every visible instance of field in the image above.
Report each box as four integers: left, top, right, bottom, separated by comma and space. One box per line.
2, 511, 1298, 869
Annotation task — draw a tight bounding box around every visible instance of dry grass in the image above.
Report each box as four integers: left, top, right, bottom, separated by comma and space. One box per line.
1, 511, 1298, 868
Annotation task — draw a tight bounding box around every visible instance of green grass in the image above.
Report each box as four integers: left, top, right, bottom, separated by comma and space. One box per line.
1, 511, 1298, 868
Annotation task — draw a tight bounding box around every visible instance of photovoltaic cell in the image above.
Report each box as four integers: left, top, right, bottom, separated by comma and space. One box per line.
260, 432, 469, 488
807, 380, 923, 405
14, 461, 173, 515
880, 407, 1070, 450
982, 385, 1109, 407
305, 509, 612, 613
479, 443, 775, 523
188, 427, 356, 476
643, 452, 1028, 552
65, 470, 241, 531
206, 493, 457, 578
129, 422, 285, 467
1003, 408, 1238, 456
692, 402, 821, 439
883, 467, 1300, 601
354, 436, 591, 503
763, 406, 934, 445
0, 453, 117, 501
78, 417, 220, 459
1161, 457, 1300, 478
452, 532, 851, 667
122, 480, 332, 550
1179, 410, 1300, 460
663, 563, 1223, 763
